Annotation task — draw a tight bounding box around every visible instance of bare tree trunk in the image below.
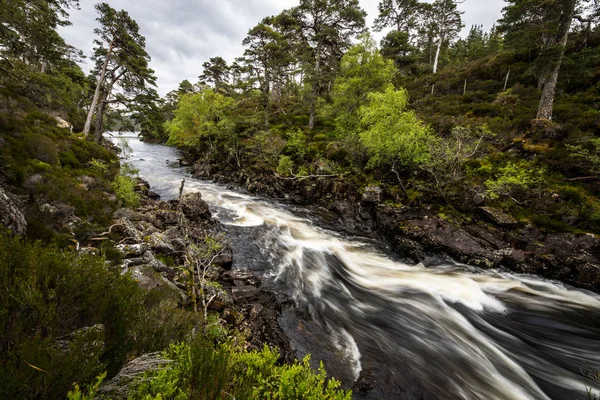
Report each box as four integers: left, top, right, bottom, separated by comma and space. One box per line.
433, 38, 442, 74
536, 0, 575, 120
94, 98, 107, 143
309, 42, 322, 130
503, 69, 511, 92
264, 72, 270, 130
84, 41, 114, 137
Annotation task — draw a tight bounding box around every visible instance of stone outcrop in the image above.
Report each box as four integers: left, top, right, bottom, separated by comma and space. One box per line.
0, 186, 26, 235
99, 353, 172, 398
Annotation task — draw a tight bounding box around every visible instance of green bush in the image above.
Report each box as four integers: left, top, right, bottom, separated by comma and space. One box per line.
113, 174, 141, 208
276, 155, 294, 177
129, 338, 351, 400
0, 230, 199, 399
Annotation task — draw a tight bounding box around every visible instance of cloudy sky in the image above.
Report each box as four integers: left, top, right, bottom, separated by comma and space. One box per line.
60, 0, 506, 96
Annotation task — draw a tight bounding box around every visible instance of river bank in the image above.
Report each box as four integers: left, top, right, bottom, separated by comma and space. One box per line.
190, 158, 600, 292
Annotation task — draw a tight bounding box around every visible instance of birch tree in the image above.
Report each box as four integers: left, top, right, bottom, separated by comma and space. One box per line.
429, 0, 463, 74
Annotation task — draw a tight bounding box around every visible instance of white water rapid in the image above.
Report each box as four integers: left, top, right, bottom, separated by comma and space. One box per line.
114, 135, 600, 400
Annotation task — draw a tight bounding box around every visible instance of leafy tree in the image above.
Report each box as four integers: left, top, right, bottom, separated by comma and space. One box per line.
380, 30, 419, 73
165, 90, 236, 156
428, 0, 464, 73
329, 33, 397, 136
243, 17, 291, 129
374, 0, 422, 33
499, 0, 589, 120
198, 56, 230, 92
359, 85, 433, 195
291, 0, 367, 129
83, 3, 157, 142
0, 0, 80, 70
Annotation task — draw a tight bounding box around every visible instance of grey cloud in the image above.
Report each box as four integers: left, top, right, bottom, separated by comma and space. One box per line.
59, 0, 505, 96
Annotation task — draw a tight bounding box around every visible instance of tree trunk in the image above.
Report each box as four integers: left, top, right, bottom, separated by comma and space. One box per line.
536, 0, 576, 120
432, 37, 443, 74
94, 96, 107, 144
264, 71, 270, 130
84, 41, 114, 137
309, 42, 322, 130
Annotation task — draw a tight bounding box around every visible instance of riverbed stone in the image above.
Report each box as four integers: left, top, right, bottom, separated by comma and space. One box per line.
479, 207, 518, 227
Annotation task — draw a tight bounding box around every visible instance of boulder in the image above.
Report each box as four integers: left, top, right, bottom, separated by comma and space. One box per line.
231, 285, 260, 301
179, 192, 211, 222
362, 186, 382, 203
99, 353, 172, 398
479, 207, 518, 228
116, 243, 149, 258
148, 232, 177, 255
0, 187, 26, 236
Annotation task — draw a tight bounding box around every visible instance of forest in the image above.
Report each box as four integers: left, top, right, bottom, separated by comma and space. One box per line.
1, 0, 600, 399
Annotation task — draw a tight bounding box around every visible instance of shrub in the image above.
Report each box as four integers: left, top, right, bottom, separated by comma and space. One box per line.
0, 230, 200, 399
277, 155, 294, 177
113, 174, 140, 208
129, 338, 351, 400
484, 161, 545, 201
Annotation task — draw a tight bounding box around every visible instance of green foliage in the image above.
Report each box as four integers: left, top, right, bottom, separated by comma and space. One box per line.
113, 174, 140, 208
129, 338, 351, 400
484, 161, 545, 200
165, 90, 236, 155
0, 230, 201, 399
67, 372, 107, 400
328, 33, 397, 135
359, 85, 433, 169
566, 138, 600, 175
277, 155, 295, 177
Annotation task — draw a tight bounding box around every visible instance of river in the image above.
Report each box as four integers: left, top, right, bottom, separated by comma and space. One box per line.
113, 134, 600, 400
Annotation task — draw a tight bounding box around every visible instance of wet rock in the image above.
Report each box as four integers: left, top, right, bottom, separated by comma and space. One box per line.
0, 187, 26, 235
148, 190, 161, 200
479, 207, 518, 228
231, 285, 260, 301
179, 192, 211, 222
362, 186, 382, 203
192, 160, 212, 178
221, 270, 260, 286
99, 353, 172, 398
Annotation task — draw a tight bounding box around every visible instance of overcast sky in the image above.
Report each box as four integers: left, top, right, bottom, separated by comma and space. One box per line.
60, 0, 505, 96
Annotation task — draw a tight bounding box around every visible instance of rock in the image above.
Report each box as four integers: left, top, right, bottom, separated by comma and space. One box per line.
221, 270, 260, 286
479, 207, 518, 228
148, 232, 177, 255
112, 218, 143, 243
116, 243, 149, 258
179, 192, 211, 222
231, 285, 260, 301
179, 158, 192, 167
114, 208, 141, 221
192, 160, 212, 179
24, 173, 44, 190
54, 115, 72, 130
53, 324, 104, 355
0, 187, 26, 236
148, 190, 161, 200
155, 210, 180, 226
362, 186, 382, 203
77, 175, 96, 190
99, 353, 172, 398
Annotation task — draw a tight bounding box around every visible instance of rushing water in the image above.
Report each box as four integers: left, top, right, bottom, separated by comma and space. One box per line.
114, 134, 600, 400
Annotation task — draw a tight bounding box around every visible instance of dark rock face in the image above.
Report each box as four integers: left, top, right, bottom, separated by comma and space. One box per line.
192, 162, 600, 292
0, 187, 26, 235
179, 192, 211, 222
